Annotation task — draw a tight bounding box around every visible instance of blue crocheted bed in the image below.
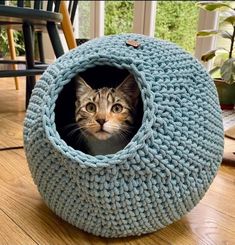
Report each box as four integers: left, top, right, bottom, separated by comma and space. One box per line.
24, 34, 224, 238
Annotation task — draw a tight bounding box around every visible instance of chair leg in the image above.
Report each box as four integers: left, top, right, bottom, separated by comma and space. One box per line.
47, 21, 64, 58
60, 1, 77, 50
22, 22, 36, 108
7, 28, 19, 90
25, 76, 36, 107
37, 31, 45, 63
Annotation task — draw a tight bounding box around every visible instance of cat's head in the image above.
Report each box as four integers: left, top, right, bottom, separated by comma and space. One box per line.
75, 74, 140, 141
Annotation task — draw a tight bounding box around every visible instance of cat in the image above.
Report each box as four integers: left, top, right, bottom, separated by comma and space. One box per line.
73, 74, 140, 156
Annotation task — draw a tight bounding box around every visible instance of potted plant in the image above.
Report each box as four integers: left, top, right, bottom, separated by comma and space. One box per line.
197, 1, 235, 109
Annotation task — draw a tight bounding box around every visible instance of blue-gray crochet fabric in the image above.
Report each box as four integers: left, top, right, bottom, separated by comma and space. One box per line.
24, 34, 224, 238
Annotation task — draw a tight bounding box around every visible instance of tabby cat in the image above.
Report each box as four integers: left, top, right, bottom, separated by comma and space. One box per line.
74, 74, 140, 155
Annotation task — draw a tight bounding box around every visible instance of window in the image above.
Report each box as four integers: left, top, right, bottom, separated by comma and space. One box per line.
77, 1, 91, 39
155, 1, 199, 54
105, 1, 134, 35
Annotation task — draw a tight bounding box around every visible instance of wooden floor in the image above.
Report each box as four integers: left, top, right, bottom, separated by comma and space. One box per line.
0, 77, 235, 245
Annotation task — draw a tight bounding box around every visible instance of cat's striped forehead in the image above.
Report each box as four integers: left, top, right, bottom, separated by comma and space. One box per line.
88, 87, 120, 104
76, 75, 140, 112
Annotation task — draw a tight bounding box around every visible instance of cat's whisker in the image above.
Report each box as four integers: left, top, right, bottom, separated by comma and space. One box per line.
105, 125, 119, 131
118, 132, 129, 144
66, 125, 89, 138
121, 129, 132, 135
120, 130, 133, 141
75, 132, 86, 147
62, 122, 77, 128
60, 123, 78, 132
66, 128, 80, 138
122, 124, 135, 130
112, 126, 132, 134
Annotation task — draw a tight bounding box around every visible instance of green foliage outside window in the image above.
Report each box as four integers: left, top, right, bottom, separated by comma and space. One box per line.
0, 0, 31, 57
0, 29, 8, 57
105, 1, 134, 35
0, 1, 199, 57
104, 1, 199, 54
155, 1, 199, 54
0, 28, 25, 57
78, 1, 91, 39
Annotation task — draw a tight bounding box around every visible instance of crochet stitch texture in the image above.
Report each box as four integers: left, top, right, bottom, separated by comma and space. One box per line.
24, 34, 224, 238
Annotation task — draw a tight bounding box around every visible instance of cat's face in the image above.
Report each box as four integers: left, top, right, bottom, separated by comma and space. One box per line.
75, 75, 140, 141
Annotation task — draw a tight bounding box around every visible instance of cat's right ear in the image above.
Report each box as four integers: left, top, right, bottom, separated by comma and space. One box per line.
76, 76, 92, 98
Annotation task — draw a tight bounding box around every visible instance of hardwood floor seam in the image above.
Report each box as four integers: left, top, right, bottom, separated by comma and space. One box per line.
0, 207, 40, 245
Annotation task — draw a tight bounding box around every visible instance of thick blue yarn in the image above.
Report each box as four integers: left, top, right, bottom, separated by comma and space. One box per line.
24, 34, 224, 238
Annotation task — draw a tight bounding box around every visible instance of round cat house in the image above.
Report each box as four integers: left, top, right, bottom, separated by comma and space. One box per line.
24, 34, 224, 238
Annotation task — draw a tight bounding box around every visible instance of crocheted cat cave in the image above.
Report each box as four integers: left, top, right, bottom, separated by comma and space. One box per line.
24, 34, 224, 238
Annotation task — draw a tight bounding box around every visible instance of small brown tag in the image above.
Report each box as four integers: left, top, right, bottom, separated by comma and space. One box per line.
126, 40, 140, 48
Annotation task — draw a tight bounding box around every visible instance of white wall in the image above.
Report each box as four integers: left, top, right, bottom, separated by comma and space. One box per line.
194, 9, 219, 69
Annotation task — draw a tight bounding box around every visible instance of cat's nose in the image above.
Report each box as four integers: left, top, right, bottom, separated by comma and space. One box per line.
96, 119, 106, 126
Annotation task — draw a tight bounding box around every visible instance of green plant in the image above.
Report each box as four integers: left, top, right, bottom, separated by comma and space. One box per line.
197, 1, 235, 84
0, 28, 25, 57
0, 0, 35, 57
0, 28, 9, 57
13, 31, 25, 56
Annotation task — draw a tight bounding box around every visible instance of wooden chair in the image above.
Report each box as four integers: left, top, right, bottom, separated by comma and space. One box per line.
1, 1, 83, 107
3, 1, 78, 91
6, 28, 19, 90
60, 1, 77, 49
60, 1, 90, 48
0, 0, 64, 107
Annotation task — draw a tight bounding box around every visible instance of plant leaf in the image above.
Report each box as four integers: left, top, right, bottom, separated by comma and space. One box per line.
213, 49, 229, 67
197, 30, 219, 37
221, 58, 235, 84
221, 31, 233, 39
201, 50, 217, 62
224, 15, 235, 26
209, 66, 220, 75
219, 10, 235, 23
201, 48, 228, 62
196, 2, 232, 11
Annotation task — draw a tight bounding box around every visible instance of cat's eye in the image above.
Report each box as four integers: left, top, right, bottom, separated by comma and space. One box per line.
86, 103, 96, 113
111, 104, 123, 113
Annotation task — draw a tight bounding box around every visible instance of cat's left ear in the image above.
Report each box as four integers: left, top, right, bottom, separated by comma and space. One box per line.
117, 74, 140, 101
76, 76, 92, 98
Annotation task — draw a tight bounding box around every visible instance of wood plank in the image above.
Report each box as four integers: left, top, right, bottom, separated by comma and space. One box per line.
0, 112, 25, 124
225, 126, 235, 140
0, 117, 23, 148
182, 203, 235, 245
201, 189, 235, 218
224, 137, 235, 154
0, 150, 29, 183
0, 209, 37, 245
0, 176, 102, 245
220, 164, 235, 176
0, 78, 25, 114
208, 169, 235, 196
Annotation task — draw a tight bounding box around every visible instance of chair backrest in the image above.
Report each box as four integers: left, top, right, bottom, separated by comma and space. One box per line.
0, 0, 61, 12
67, 0, 78, 25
